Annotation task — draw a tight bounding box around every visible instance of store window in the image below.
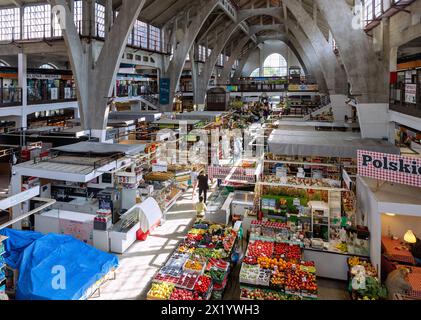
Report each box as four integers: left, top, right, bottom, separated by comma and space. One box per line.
39, 63, 57, 69
250, 68, 260, 77
149, 25, 161, 52
364, 0, 373, 24
95, 3, 105, 38
133, 20, 148, 49
23, 4, 52, 39
0, 8, 20, 41
263, 54, 288, 77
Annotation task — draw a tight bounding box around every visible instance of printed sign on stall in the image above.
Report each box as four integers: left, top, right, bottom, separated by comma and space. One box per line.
405, 84, 417, 104
357, 150, 421, 187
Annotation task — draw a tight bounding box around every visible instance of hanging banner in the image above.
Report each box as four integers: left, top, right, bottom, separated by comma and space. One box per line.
357, 150, 421, 187
159, 78, 170, 105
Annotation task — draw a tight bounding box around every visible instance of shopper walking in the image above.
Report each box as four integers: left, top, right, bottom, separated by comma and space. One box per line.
195, 196, 207, 219
197, 170, 210, 203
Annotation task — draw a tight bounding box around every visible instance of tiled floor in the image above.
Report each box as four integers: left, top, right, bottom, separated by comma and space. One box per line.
91, 189, 349, 301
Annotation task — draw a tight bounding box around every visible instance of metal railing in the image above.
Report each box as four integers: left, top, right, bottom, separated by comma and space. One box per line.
28, 87, 77, 105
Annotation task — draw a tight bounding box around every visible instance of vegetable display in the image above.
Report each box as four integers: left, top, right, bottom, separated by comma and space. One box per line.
149, 220, 236, 300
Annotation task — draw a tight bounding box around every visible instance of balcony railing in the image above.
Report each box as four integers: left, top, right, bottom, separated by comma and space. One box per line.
0, 87, 77, 107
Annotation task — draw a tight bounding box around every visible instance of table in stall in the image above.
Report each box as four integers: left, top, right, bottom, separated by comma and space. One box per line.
381, 236, 416, 265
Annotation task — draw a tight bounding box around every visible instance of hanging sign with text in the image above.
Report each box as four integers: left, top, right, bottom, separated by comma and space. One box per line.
357, 150, 421, 187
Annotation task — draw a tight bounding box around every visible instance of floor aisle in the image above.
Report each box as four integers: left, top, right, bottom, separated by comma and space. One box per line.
90, 191, 198, 300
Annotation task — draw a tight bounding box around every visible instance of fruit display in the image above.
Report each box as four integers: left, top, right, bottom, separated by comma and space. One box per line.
273, 243, 302, 261
147, 282, 175, 300
240, 287, 302, 301
154, 271, 199, 290
240, 228, 318, 299
348, 256, 377, 277
170, 288, 199, 300
247, 240, 274, 258
194, 275, 212, 295
285, 270, 317, 294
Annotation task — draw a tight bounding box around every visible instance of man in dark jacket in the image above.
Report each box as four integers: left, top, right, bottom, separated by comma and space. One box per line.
197, 171, 210, 203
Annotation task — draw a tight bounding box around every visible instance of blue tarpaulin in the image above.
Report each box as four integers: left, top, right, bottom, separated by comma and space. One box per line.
0, 229, 119, 300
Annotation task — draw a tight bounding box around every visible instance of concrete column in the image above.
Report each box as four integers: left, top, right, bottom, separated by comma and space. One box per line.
284, 0, 347, 95
10, 172, 22, 230
161, 0, 220, 111
105, 0, 113, 39
315, 0, 388, 103
18, 53, 27, 129
51, 0, 146, 140
82, 0, 95, 37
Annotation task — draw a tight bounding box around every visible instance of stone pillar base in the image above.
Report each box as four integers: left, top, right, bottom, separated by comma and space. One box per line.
330, 94, 352, 121
356, 103, 389, 139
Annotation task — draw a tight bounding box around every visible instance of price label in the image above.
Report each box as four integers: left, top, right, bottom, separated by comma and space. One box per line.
302, 277, 307, 282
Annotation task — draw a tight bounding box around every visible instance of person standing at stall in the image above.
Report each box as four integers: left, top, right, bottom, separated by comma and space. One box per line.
197, 170, 210, 203
195, 196, 207, 219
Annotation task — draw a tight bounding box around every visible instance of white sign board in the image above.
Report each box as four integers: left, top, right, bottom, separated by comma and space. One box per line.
50, 88, 58, 100
0, 186, 40, 210
405, 84, 417, 104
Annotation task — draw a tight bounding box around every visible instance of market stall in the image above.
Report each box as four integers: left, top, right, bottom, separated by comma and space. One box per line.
252, 158, 369, 281
240, 224, 318, 300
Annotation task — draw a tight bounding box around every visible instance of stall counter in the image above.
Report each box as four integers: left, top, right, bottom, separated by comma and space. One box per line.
35, 209, 95, 244
303, 247, 369, 281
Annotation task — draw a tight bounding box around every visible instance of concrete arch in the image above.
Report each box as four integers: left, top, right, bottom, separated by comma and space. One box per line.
219, 24, 287, 83
195, 8, 285, 103
315, 0, 388, 103
284, 0, 347, 95
161, 0, 221, 111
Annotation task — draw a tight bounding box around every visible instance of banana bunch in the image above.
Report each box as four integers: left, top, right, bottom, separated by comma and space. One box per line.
336, 243, 348, 253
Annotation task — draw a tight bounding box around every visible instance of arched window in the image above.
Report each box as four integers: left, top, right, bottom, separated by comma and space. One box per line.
263, 53, 287, 77
39, 63, 58, 70
0, 59, 9, 67
250, 68, 260, 77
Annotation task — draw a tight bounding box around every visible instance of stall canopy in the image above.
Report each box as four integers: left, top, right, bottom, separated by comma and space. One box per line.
137, 197, 163, 240
0, 229, 118, 300
52, 141, 145, 156
268, 130, 399, 158
175, 111, 226, 122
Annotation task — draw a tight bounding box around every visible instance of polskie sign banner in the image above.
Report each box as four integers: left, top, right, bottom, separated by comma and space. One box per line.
357, 150, 421, 188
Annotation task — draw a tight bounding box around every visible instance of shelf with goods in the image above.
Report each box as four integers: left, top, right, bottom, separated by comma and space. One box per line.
0, 235, 8, 300
239, 226, 318, 301
255, 172, 361, 256
146, 221, 238, 300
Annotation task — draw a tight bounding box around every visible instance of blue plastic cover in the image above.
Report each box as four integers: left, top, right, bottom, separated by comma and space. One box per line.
0, 229, 119, 300
0, 229, 44, 269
